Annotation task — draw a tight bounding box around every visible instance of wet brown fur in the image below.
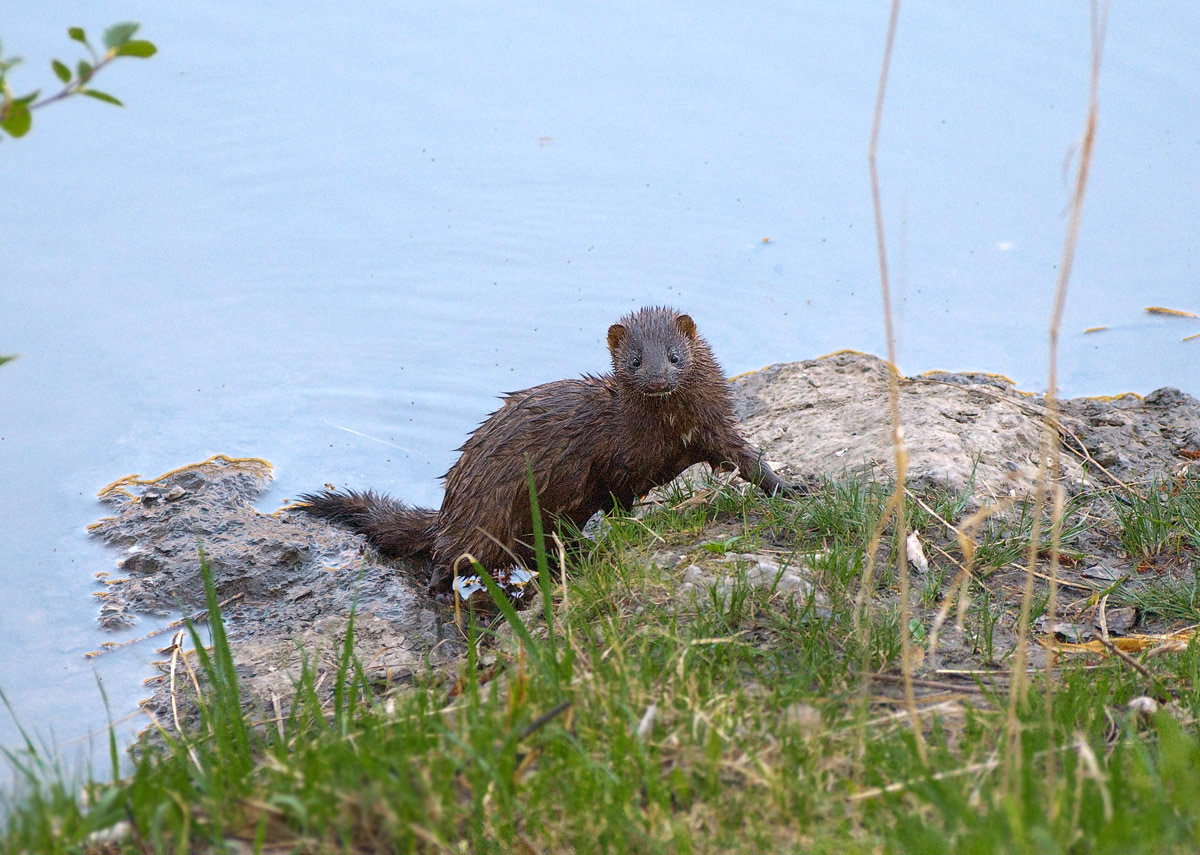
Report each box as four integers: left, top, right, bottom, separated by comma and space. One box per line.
299, 306, 790, 595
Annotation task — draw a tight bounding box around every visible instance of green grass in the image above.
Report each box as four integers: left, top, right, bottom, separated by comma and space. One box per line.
6, 476, 1200, 853
1117, 476, 1200, 564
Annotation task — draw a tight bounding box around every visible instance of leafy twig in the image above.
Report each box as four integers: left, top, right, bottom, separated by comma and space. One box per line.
0, 22, 156, 140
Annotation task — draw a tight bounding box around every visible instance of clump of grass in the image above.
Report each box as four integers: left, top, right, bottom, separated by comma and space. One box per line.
1114, 569, 1200, 623
7, 475, 1200, 853
970, 491, 1092, 570
1117, 474, 1200, 564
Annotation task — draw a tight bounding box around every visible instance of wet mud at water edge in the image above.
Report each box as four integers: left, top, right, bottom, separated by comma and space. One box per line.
89, 456, 464, 721
88, 353, 1200, 721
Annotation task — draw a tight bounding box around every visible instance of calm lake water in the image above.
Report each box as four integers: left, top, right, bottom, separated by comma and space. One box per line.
2, 1, 1197, 764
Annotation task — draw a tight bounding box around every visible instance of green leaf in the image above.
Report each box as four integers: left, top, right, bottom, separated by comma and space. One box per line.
82, 89, 124, 107
13, 90, 40, 107
68, 27, 87, 44
1, 104, 32, 138
115, 40, 156, 59
103, 22, 140, 49
51, 59, 71, 83
77, 60, 93, 82
2, 56, 23, 72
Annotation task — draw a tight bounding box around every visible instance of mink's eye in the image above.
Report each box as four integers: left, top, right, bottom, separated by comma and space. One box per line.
630, 355, 642, 369
668, 352, 680, 364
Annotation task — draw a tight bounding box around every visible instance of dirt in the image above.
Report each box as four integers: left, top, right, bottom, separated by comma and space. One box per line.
88, 353, 1200, 720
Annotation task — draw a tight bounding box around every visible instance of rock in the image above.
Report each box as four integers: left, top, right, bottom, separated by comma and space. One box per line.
89, 455, 460, 719
89, 354, 1200, 721
733, 352, 1200, 503
675, 553, 823, 609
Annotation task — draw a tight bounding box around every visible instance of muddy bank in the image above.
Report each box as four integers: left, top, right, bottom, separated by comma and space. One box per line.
90, 457, 461, 723
88, 353, 1200, 719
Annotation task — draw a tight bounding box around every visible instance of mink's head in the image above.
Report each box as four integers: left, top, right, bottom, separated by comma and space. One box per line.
607, 306, 698, 397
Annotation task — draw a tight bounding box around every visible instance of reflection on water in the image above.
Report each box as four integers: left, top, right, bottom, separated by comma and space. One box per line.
1, 1, 1197, 762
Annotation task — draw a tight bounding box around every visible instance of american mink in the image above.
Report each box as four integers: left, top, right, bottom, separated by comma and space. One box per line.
299, 306, 793, 596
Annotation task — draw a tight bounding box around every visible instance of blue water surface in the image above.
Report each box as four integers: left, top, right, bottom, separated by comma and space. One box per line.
1, 1, 1197, 763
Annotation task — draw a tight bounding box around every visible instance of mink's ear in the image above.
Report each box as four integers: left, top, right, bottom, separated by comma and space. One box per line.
607, 323, 627, 352
675, 314, 697, 340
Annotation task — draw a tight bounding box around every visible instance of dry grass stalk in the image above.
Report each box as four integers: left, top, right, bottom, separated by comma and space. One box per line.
863, 0, 926, 764
1004, 0, 1109, 796
848, 752, 1000, 803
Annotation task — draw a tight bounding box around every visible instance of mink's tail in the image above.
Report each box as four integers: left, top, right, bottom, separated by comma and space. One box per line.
296, 489, 437, 560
